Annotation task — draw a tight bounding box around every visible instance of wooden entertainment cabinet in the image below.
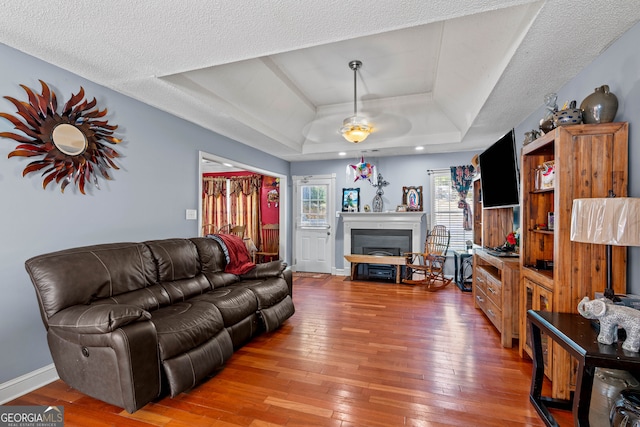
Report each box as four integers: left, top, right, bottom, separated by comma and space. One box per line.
472, 177, 520, 347
473, 249, 520, 347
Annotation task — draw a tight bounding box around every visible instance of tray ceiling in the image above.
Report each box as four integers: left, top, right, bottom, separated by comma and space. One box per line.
0, 1, 639, 161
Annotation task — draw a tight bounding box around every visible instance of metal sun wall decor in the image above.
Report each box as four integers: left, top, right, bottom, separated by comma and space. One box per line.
0, 80, 122, 194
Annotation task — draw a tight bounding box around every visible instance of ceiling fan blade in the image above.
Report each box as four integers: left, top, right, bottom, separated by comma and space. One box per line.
302, 114, 346, 143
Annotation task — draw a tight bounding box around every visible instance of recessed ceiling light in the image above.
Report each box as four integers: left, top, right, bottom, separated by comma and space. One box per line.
415, 146, 424, 151
338, 152, 346, 156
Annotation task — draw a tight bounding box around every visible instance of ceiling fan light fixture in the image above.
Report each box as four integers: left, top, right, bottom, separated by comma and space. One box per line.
340, 60, 373, 144
340, 115, 372, 143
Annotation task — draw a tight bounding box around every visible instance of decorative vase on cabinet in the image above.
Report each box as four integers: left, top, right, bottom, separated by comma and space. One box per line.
580, 84, 618, 124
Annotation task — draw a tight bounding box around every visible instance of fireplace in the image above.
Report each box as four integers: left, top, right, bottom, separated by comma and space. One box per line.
341, 211, 425, 280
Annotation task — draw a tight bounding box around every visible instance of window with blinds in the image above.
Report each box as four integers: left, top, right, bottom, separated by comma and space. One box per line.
430, 170, 474, 251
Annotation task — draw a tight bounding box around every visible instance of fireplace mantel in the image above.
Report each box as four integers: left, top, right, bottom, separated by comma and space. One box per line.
341, 212, 425, 264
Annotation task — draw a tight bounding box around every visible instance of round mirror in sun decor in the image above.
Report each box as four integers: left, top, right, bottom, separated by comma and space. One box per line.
0, 80, 122, 194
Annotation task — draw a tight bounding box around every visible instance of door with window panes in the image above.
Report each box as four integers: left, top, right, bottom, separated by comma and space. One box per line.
293, 175, 335, 273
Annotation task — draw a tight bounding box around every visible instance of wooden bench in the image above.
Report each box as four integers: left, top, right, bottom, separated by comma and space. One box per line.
344, 254, 407, 284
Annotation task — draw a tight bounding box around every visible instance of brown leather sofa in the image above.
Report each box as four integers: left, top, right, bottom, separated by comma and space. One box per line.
25, 237, 294, 413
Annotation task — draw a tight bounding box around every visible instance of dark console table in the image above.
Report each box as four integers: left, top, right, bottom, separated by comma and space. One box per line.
527, 310, 640, 426
453, 249, 473, 292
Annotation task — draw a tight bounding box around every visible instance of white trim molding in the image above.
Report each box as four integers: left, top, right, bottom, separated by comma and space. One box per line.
0, 364, 58, 405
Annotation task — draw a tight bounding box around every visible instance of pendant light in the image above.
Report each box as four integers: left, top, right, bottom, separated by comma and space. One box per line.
340, 60, 372, 143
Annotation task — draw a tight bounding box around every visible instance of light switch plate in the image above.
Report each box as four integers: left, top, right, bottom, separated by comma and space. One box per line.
185, 209, 197, 220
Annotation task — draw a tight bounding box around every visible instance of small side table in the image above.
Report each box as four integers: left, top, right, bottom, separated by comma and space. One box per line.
453, 249, 473, 292
528, 310, 640, 426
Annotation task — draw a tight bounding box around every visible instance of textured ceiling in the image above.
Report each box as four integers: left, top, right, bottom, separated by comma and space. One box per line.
1, 0, 639, 161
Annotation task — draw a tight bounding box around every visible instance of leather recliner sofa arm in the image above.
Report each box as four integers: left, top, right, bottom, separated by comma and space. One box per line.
283, 266, 293, 296
47, 304, 151, 333
239, 260, 293, 296
47, 307, 161, 413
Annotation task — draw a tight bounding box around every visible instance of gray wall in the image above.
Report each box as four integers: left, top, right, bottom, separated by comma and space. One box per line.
0, 43, 289, 384
291, 151, 481, 271
513, 19, 640, 294
3, 16, 640, 390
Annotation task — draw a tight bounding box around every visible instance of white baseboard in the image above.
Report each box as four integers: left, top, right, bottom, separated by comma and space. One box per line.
331, 267, 345, 276
0, 364, 59, 405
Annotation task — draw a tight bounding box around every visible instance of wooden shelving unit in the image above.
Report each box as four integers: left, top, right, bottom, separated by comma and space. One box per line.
519, 122, 629, 399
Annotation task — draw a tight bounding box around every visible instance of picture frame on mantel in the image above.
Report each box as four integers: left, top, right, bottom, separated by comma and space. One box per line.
342, 188, 360, 212
402, 186, 423, 211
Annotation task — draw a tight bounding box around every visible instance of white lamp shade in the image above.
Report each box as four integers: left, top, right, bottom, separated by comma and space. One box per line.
571, 198, 640, 246
340, 116, 372, 143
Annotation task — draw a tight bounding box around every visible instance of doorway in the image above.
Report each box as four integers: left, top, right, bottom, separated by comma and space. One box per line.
293, 174, 335, 273
199, 151, 287, 263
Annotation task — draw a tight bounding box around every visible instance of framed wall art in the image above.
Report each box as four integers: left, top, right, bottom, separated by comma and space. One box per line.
342, 188, 360, 212
402, 186, 423, 211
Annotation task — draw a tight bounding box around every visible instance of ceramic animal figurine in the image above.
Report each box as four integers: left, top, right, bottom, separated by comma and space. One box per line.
577, 296, 640, 352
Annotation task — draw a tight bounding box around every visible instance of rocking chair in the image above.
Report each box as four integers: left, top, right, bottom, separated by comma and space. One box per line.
403, 225, 452, 290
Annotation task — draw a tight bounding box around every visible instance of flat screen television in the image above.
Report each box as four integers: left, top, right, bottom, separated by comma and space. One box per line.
478, 129, 520, 209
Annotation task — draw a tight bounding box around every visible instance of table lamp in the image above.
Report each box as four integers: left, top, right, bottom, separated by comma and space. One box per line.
570, 197, 640, 300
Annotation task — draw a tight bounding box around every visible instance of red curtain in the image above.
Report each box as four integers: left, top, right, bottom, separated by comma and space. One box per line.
202, 177, 227, 235
228, 175, 262, 245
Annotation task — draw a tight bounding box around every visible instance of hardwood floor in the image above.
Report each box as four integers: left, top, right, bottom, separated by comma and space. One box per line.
8, 274, 573, 426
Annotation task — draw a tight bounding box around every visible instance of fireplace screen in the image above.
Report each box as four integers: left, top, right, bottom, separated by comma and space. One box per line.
351, 229, 412, 255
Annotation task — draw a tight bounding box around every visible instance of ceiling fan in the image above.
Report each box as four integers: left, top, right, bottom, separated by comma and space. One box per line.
340, 60, 372, 143
302, 60, 412, 145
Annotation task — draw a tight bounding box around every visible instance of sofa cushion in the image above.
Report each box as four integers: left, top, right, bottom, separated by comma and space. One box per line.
193, 287, 258, 327
93, 283, 171, 311
190, 237, 240, 288
189, 237, 226, 273
161, 276, 212, 303
150, 301, 224, 360
145, 239, 212, 301
240, 278, 291, 309
145, 239, 201, 282
25, 242, 157, 321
